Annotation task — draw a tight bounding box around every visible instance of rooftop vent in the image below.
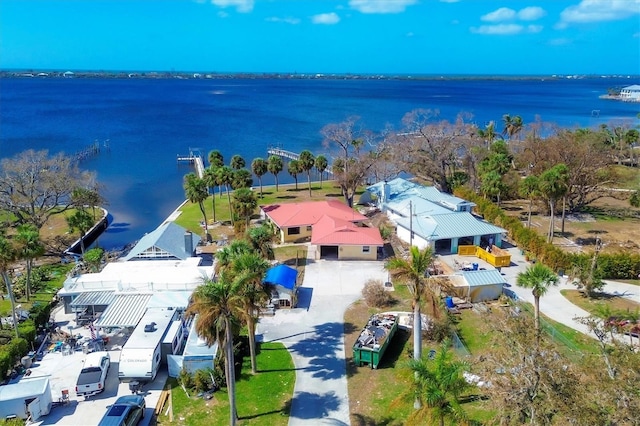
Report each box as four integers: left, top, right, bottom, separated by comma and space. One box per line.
144, 322, 157, 332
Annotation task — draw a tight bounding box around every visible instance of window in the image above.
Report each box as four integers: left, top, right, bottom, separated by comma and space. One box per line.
288, 227, 300, 235
306, 225, 312, 232
362, 246, 370, 253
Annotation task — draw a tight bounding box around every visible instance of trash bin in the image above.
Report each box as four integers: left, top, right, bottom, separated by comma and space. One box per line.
558, 269, 564, 277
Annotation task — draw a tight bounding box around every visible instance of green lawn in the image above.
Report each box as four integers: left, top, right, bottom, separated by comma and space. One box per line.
157, 341, 295, 426
173, 181, 361, 239
0, 263, 71, 316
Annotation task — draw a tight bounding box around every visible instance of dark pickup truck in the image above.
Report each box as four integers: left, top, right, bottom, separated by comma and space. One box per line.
76, 351, 110, 398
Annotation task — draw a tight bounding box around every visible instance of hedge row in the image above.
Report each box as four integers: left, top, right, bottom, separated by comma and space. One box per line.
453, 187, 640, 279
0, 337, 28, 382
0, 304, 51, 382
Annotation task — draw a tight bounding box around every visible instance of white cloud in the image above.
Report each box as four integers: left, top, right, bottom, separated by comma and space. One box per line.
470, 23, 545, 35
312, 12, 340, 25
481, 7, 516, 22
349, 0, 417, 14
560, 0, 640, 24
266, 16, 301, 25
471, 24, 523, 35
518, 6, 546, 21
211, 0, 254, 13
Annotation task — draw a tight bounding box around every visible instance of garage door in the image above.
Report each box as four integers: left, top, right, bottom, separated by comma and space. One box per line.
320, 245, 339, 259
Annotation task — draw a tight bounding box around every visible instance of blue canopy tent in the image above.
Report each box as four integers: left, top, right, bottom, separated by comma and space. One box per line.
263, 264, 298, 308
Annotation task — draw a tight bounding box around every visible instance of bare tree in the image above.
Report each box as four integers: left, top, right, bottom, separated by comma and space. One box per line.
0, 150, 97, 230
392, 109, 476, 193
321, 116, 383, 207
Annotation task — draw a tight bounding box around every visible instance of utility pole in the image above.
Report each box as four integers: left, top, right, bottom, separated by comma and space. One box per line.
409, 200, 413, 248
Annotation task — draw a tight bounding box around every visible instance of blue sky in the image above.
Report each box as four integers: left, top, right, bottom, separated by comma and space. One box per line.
1, 0, 639, 75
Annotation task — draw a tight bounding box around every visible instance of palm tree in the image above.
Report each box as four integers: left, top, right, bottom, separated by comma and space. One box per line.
519, 174, 539, 229
230, 252, 270, 374
232, 187, 257, 227
15, 224, 44, 301
66, 209, 94, 255
215, 240, 254, 273
408, 339, 471, 426
315, 155, 328, 188
516, 263, 559, 335
208, 150, 224, 169
183, 173, 210, 237
187, 273, 242, 426
502, 114, 524, 140
0, 235, 20, 337
231, 169, 253, 190
203, 166, 218, 222
248, 224, 275, 260
287, 160, 302, 190
217, 166, 235, 225
538, 164, 569, 243
298, 150, 315, 196
230, 154, 245, 170
251, 158, 268, 198
386, 246, 435, 409
477, 120, 502, 147
267, 155, 283, 191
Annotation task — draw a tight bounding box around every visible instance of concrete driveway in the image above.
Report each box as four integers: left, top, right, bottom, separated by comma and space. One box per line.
257, 247, 387, 426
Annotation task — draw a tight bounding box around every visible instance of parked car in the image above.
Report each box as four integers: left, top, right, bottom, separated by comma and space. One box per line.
98, 395, 146, 426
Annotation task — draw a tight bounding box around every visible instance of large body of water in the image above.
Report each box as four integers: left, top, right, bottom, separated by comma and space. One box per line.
1, 76, 638, 249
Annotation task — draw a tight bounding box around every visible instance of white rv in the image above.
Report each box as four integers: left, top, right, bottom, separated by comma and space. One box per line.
118, 307, 181, 383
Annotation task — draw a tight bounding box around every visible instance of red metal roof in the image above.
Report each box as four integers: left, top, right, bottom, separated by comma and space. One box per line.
261, 200, 368, 227
310, 215, 383, 246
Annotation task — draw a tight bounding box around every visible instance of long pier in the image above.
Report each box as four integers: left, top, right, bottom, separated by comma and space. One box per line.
177, 148, 205, 178
267, 147, 333, 176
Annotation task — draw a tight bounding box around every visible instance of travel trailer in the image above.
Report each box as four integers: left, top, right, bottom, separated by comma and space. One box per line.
118, 308, 181, 383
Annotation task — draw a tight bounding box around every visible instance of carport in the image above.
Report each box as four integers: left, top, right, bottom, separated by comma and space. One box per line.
69, 291, 117, 324
94, 293, 152, 328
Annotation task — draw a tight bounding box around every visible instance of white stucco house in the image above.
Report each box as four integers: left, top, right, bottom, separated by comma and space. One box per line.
362, 178, 507, 254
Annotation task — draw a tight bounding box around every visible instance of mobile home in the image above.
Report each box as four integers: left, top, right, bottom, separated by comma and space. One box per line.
0, 377, 52, 421
118, 307, 180, 383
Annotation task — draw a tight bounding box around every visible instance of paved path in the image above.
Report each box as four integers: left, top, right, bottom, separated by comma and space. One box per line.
442, 248, 639, 340
257, 247, 388, 426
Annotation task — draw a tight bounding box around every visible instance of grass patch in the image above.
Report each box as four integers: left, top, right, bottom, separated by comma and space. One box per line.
610, 164, 640, 190
273, 246, 307, 267
0, 263, 72, 315
174, 182, 363, 243
157, 341, 295, 426
616, 279, 640, 286
561, 289, 640, 317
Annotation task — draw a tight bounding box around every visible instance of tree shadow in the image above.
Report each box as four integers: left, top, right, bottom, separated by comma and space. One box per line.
288, 390, 342, 420
239, 398, 291, 420
288, 322, 345, 380
276, 195, 296, 199
325, 193, 344, 198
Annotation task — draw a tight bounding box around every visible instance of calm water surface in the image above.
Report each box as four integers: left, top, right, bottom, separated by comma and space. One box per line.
1, 77, 638, 249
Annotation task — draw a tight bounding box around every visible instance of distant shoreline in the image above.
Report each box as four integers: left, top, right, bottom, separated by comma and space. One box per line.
1, 70, 639, 82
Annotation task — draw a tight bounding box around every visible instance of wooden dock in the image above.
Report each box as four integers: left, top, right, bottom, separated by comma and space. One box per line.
177, 148, 205, 178
267, 147, 333, 176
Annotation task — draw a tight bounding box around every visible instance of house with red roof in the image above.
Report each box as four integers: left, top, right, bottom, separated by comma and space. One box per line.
260, 200, 383, 260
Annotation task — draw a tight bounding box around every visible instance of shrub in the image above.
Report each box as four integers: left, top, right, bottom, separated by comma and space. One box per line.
18, 320, 36, 345
362, 279, 393, 308
178, 368, 194, 390
193, 369, 215, 392
424, 317, 454, 343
